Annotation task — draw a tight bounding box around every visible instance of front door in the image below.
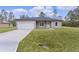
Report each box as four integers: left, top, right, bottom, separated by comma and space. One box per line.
46, 22, 51, 28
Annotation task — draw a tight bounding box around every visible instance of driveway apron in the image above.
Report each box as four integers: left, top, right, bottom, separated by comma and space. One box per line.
0, 30, 32, 52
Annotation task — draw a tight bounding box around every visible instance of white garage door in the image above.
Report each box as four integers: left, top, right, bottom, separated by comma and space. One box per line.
16, 21, 36, 30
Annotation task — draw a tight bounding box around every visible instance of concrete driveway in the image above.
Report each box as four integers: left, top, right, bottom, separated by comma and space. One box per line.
0, 29, 32, 52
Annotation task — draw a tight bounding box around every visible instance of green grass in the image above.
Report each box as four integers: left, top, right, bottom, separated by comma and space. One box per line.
0, 27, 15, 33
17, 27, 79, 52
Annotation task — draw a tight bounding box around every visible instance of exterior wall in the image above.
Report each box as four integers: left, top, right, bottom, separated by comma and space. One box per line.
51, 21, 62, 28
36, 21, 45, 28
45, 22, 51, 28
16, 20, 62, 30
36, 21, 51, 28
36, 21, 62, 28
16, 21, 36, 30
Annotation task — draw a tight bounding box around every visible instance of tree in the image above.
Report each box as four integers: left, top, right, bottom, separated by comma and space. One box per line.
53, 6, 57, 18
73, 7, 79, 19
67, 10, 76, 21
1, 9, 9, 22
1, 9, 5, 21
66, 6, 79, 21
0, 14, 3, 22
0, 14, 3, 20
1, 9, 5, 15
20, 15, 26, 19
4, 11, 8, 21
25, 14, 29, 17
39, 12, 45, 17
7, 11, 14, 27
8, 11, 14, 21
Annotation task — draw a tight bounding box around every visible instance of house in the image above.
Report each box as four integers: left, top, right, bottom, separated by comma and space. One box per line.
15, 17, 62, 30
0, 20, 12, 27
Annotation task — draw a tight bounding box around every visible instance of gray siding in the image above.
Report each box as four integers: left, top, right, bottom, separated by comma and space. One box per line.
51, 21, 62, 28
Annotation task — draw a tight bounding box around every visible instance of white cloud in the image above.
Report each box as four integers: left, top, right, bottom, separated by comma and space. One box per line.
0, 6, 78, 18
12, 8, 28, 18
44, 6, 53, 17
12, 8, 28, 14
57, 6, 77, 10
12, 7, 54, 18
28, 6, 44, 17
5, 10, 10, 13
28, 6, 54, 17
48, 13, 54, 17
0, 8, 28, 18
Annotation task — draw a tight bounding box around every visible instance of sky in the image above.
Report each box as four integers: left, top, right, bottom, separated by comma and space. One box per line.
0, 6, 77, 19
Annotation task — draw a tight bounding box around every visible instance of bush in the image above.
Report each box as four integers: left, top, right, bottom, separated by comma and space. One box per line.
62, 21, 79, 27
11, 21, 16, 27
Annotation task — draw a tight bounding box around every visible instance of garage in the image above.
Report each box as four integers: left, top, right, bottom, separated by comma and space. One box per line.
16, 21, 36, 30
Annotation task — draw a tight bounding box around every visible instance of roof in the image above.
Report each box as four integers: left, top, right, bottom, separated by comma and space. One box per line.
15, 17, 62, 21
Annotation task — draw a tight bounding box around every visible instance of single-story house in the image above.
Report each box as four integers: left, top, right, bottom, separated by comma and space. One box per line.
15, 17, 62, 30
0, 20, 13, 27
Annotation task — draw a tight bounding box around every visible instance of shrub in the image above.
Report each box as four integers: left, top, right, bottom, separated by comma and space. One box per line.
11, 21, 16, 27
62, 20, 79, 27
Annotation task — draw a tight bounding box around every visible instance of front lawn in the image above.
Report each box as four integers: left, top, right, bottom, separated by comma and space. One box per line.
17, 27, 79, 52
0, 27, 15, 33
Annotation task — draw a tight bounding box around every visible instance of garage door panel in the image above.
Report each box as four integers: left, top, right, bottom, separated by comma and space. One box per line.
16, 21, 35, 30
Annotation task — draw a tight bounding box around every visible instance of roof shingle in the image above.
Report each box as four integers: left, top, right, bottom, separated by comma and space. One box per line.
15, 17, 62, 21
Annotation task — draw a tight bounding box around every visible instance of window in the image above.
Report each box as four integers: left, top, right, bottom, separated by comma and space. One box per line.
40, 22, 44, 26
55, 22, 57, 26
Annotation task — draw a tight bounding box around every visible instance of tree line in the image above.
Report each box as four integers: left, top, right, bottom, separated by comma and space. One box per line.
63, 6, 79, 27
65, 6, 79, 21
0, 9, 14, 23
